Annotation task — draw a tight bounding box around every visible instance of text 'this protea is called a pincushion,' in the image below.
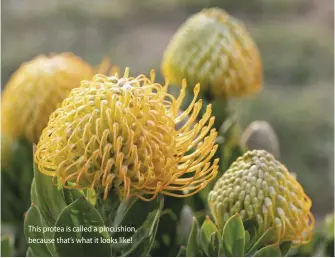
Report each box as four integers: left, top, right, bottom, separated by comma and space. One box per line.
1, 53, 94, 143
208, 150, 314, 246
35, 68, 219, 201
161, 8, 262, 99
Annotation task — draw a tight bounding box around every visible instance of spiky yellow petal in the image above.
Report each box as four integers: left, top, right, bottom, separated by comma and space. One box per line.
208, 150, 314, 246
1, 53, 94, 143
162, 8, 262, 99
35, 69, 219, 201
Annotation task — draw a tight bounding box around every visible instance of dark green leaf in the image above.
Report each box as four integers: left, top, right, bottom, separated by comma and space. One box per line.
33, 162, 67, 226
62, 188, 84, 205
253, 244, 281, 257
222, 213, 245, 257
24, 204, 53, 257
246, 227, 276, 256
54, 197, 111, 257
280, 241, 292, 256
115, 197, 163, 257
245, 230, 251, 253
186, 217, 200, 257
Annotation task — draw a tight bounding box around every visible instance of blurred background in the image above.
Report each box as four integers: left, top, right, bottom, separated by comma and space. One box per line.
2, 0, 334, 221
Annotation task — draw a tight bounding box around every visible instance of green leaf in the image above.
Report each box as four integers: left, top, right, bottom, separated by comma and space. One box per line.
280, 241, 292, 256
177, 245, 186, 257
186, 217, 200, 257
30, 179, 38, 205
63, 188, 84, 205
112, 197, 138, 229
33, 162, 67, 226
246, 227, 276, 256
200, 216, 218, 256
222, 213, 245, 257
208, 232, 220, 256
53, 197, 111, 257
115, 197, 163, 257
253, 244, 281, 257
1, 235, 13, 257
245, 230, 251, 253
201, 216, 218, 242
26, 247, 34, 257
24, 204, 53, 257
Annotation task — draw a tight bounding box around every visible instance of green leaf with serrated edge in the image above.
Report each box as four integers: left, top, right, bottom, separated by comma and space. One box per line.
245, 230, 251, 253
246, 227, 276, 256
53, 197, 111, 257
1, 235, 13, 257
222, 213, 245, 257
24, 204, 53, 257
186, 217, 200, 257
115, 197, 163, 256
33, 162, 67, 226
280, 241, 292, 257
253, 243, 281, 257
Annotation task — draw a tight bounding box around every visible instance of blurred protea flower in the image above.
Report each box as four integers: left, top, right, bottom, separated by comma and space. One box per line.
35, 68, 219, 201
208, 150, 314, 246
1, 53, 94, 143
161, 8, 262, 99
241, 121, 280, 159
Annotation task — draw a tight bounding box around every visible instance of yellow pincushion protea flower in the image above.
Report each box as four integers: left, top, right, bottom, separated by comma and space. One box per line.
35, 68, 219, 201
1, 53, 94, 143
161, 8, 262, 99
208, 150, 314, 246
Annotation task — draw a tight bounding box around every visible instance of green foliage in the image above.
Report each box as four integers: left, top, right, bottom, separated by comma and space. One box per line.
185, 214, 291, 257
24, 164, 164, 257
1, 235, 14, 257
1, 138, 34, 256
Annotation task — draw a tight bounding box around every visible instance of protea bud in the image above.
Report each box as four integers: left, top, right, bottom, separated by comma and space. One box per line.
241, 121, 280, 159
208, 150, 314, 246
161, 8, 262, 99
1, 53, 94, 143
35, 68, 219, 201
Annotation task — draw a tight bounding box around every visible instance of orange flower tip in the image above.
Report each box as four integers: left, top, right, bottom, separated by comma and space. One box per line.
31, 202, 36, 206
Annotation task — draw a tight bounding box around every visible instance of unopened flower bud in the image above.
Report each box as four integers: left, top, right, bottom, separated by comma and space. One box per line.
161, 8, 262, 99
208, 150, 314, 246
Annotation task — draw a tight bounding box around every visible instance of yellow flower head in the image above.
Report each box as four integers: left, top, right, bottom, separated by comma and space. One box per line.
1, 53, 94, 143
208, 150, 314, 246
161, 8, 262, 99
35, 68, 219, 201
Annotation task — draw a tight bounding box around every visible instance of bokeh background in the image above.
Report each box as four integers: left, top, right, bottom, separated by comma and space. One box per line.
2, 0, 334, 221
